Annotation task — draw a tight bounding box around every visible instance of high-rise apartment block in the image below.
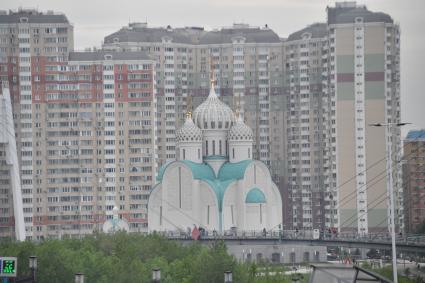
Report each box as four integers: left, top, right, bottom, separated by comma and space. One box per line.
0, 9, 156, 240
327, 2, 401, 233
403, 130, 425, 234
0, 8, 74, 239
283, 2, 401, 233
0, 2, 403, 239
282, 23, 329, 230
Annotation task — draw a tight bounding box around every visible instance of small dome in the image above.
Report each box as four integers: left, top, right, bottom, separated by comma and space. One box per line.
246, 188, 266, 203
228, 115, 253, 141
192, 86, 235, 130
176, 115, 203, 142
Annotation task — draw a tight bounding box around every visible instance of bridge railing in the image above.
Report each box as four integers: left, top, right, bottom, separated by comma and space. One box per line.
153, 229, 425, 246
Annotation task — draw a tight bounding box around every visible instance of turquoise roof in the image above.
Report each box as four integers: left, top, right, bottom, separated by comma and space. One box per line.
156, 162, 171, 182
218, 159, 253, 181
180, 160, 216, 180
245, 188, 266, 203
204, 179, 235, 212
154, 159, 254, 230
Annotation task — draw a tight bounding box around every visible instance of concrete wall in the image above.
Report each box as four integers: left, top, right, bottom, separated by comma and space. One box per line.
227, 243, 327, 264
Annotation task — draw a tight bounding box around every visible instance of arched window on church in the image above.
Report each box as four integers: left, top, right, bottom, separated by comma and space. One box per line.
198, 148, 200, 159
248, 148, 251, 159
232, 148, 235, 159
226, 140, 228, 156
219, 140, 222, 155
182, 149, 186, 159
212, 140, 216, 155
205, 140, 208, 155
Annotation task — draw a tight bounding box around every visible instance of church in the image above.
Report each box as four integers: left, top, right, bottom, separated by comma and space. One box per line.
148, 81, 283, 234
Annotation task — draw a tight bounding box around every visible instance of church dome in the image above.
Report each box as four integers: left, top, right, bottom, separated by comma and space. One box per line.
228, 115, 254, 141
176, 115, 203, 142
192, 86, 235, 130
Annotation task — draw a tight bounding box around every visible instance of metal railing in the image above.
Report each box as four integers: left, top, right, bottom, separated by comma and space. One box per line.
151, 229, 425, 246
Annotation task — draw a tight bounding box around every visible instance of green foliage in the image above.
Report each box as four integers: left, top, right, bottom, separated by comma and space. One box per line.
0, 233, 236, 283
0, 233, 313, 282
373, 266, 418, 283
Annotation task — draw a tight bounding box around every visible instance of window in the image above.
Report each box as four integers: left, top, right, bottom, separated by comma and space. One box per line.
205, 140, 208, 155
212, 140, 216, 155
182, 149, 186, 159
232, 148, 235, 159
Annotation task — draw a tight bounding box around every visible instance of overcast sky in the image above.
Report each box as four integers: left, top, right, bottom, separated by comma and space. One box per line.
2, 0, 424, 137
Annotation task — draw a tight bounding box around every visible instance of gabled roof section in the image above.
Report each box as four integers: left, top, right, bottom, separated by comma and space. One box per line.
246, 187, 266, 203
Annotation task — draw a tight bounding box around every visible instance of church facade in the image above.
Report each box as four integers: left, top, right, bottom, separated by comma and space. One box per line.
148, 83, 283, 233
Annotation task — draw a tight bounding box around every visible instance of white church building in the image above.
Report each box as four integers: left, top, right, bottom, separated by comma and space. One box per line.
148, 82, 283, 234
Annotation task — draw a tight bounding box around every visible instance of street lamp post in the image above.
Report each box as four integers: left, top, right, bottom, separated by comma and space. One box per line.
370, 122, 410, 283
224, 271, 233, 283
75, 273, 84, 283
152, 268, 161, 283
29, 256, 37, 283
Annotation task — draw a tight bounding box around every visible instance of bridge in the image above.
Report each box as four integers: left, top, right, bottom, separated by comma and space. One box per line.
157, 230, 425, 262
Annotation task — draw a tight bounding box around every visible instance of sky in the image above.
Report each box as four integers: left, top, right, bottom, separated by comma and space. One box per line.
1, 0, 424, 137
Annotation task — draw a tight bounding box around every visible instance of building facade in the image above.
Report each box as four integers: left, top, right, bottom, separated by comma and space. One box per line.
281, 2, 402, 233
29, 51, 156, 239
282, 23, 329, 230
0, 8, 74, 239
327, 2, 402, 233
403, 130, 425, 234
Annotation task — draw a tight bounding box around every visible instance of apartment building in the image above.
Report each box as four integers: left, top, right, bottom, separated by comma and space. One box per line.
282, 23, 329, 230
30, 51, 156, 239
281, 2, 402, 233
0, 9, 157, 239
327, 2, 402, 233
0, 8, 74, 239
403, 130, 425, 233
2, 50, 156, 240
